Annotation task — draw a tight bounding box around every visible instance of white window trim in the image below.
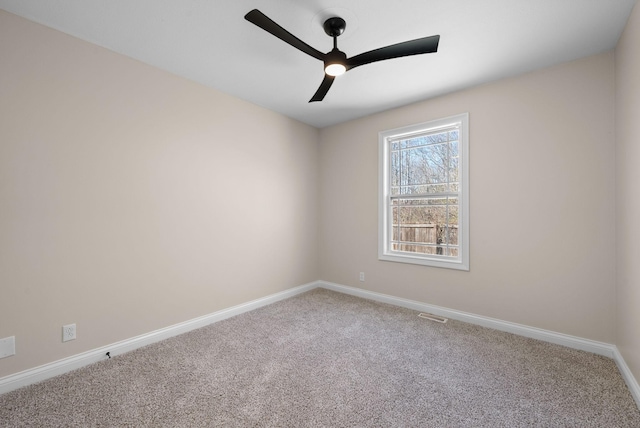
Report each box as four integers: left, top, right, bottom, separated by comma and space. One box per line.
378, 113, 469, 271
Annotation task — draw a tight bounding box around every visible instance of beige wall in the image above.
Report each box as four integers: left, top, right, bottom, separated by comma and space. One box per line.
0, 11, 319, 377
616, 2, 640, 385
2, 4, 634, 384
319, 52, 616, 343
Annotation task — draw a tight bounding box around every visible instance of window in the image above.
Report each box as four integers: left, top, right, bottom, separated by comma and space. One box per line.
378, 113, 469, 270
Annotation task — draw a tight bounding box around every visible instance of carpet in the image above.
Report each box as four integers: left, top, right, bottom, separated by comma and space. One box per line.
1, 288, 639, 427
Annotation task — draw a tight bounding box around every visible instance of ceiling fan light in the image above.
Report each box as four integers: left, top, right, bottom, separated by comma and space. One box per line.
325, 63, 346, 76
324, 48, 348, 77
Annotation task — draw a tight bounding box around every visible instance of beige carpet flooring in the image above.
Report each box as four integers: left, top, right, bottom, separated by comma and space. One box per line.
1, 288, 639, 427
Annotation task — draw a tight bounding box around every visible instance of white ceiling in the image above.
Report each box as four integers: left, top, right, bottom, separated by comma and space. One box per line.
0, 0, 636, 128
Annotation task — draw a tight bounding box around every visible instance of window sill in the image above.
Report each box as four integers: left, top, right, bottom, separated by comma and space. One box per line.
379, 252, 469, 271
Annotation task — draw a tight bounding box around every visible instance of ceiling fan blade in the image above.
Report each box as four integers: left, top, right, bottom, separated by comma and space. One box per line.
346, 35, 440, 70
245, 9, 325, 61
309, 75, 335, 102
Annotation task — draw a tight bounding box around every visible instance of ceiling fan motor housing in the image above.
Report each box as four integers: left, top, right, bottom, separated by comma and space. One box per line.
325, 48, 347, 66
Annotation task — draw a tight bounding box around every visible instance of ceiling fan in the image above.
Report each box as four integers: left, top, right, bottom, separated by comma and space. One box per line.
244, 9, 440, 102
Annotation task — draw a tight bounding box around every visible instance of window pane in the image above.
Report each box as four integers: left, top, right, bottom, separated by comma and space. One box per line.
402, 136, 426, 149
427, 134, 443, 145
390, 197, 459, 256
450, 141, 459, 157
450, 159, 458, 192
400, 148, 437, 189
390, 151, 400, 195
392, 129, 459, 198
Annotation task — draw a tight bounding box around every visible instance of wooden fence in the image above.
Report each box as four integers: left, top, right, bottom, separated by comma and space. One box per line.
392, 224, 458, 256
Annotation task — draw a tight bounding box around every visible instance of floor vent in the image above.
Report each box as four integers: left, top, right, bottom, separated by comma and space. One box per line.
418, 313, 448, 323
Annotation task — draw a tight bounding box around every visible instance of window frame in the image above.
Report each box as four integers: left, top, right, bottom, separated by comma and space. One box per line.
378, 113, 469, 271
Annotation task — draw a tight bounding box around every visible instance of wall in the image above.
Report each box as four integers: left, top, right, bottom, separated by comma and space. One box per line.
319, 52, 616, 343
0, 11, 319, 377
616, 2, 640, 386
1, 4, 631, 384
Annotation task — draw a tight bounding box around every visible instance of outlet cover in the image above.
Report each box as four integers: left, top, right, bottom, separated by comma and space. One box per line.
0, 336, 16, 358
62, 324, 76, 342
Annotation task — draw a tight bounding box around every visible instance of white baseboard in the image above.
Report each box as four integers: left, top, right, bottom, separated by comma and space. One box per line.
318, 281, 615, 356
613, 346, 640, 409
2, 279, 639, 412
318, 280, 640, 409
0, 281, 317, 395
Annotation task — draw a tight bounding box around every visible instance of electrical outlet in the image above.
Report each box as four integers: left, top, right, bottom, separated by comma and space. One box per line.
62, 324, 76, 342
0, 336, 15, 358
359, 272, 365, 282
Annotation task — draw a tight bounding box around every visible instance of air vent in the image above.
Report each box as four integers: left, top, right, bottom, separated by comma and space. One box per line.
418, 313, 448, 323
